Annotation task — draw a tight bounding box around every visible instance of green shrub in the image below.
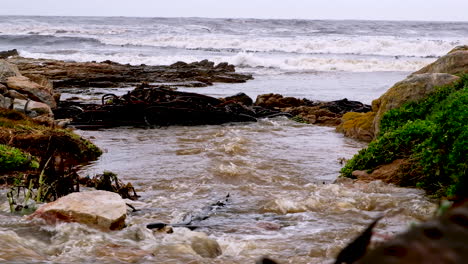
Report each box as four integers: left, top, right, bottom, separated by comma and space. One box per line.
0, 144, 37, 171
341, 74, 468, 198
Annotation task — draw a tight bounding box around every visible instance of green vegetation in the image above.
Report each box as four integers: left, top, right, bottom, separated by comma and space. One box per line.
0, 108, 103, 207
341, 75, 468, 198
0, 144, 37, 171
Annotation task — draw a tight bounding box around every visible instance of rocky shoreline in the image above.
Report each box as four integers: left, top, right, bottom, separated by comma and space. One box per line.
1, 46, 467, 264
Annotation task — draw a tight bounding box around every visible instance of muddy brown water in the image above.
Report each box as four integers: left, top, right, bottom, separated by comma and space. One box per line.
0, 117, 436, 263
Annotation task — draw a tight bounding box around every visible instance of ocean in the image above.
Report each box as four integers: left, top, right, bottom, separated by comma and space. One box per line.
0, 16, 466, 263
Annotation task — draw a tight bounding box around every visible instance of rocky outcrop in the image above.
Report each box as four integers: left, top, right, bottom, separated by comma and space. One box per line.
352, 159, 410, 184
7, 57, 253, 89
339, 46, 466, 139
0, 49, 18, 59
6, 76, 57, 108
29, 190, 127, 231
336, 112, 375, 141
255, 93, 371, 126
411, 45, 468, 76
372, 73, 459, 135
0, 59, 21, 83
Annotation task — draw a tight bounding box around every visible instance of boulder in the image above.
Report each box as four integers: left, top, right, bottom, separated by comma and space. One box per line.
190, 232, 222, 258
0, 94, 13, 109
0, 59, 21, 83
12, 99, 53, 117
7, 90, 28, 100
411, 45, 468, 76
28, 190, 127, 231
372, 73, 459, 135
336, 112, 376, 142
6, 76, 57, 108
23, 74, 54, 92
255, 93, 303, 108
0, 83, 7, 94
224, 92, 253, 106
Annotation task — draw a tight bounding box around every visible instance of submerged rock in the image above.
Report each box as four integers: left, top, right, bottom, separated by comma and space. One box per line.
29, 190, 127, 231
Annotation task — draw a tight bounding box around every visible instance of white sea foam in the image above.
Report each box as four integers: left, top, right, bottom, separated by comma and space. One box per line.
19, 50, 433, 73
97, 34, 463, 58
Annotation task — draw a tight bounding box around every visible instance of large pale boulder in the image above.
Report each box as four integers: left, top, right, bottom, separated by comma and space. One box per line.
0, 59, 21, 83
12, 98, 53, 117
411, 45, 468, 76
28, 191, 127, 231
6, 76, 57, 108
372, 73, 459, 135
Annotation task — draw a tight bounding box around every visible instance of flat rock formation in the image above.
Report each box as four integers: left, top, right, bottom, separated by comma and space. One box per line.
29, 190, 127, 231
7, 57, 253, 89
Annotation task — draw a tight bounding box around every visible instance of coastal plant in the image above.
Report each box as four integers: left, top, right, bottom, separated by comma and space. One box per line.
0, 144, 37, 171
341, 74, 468, 198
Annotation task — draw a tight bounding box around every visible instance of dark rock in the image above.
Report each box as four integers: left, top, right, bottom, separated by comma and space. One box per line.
8, 57, 253, 89
0, 49, 19, 59
56, 86, 288, 128
255, 94, 371, 127
224, 92, 254, 106
0, 83, 7, 94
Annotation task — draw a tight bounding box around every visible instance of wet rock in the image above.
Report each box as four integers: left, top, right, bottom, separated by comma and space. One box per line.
6, 76, 57, 108
411, 45, 468, 76
0, 49, 19, 59
372, 73, 459, 135
256, 94, 371, 126
223, 92, 254, 106
357, 200, 468, 263
28, 190, 127, 231
336, 112, 376, 142
12, 98, 53, 117
8, 57, 253, 89
255, 93, 303, 108
190, 233, 222, 258
58, 86, 285, 128
0, 59, 21, 83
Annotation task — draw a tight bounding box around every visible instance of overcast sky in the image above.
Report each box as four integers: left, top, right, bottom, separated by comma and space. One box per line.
1, 0, 467, 21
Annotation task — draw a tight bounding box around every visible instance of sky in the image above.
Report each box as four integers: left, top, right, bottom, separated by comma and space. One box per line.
1, 0, 468, 21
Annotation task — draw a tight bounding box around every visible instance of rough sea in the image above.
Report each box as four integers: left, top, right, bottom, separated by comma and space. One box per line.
0, 16, 466, 264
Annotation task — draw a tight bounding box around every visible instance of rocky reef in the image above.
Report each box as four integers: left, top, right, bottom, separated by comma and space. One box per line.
7, 57, 253, 89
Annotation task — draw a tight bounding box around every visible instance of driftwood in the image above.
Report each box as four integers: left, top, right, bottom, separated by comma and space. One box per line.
147, 193, 230, 231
